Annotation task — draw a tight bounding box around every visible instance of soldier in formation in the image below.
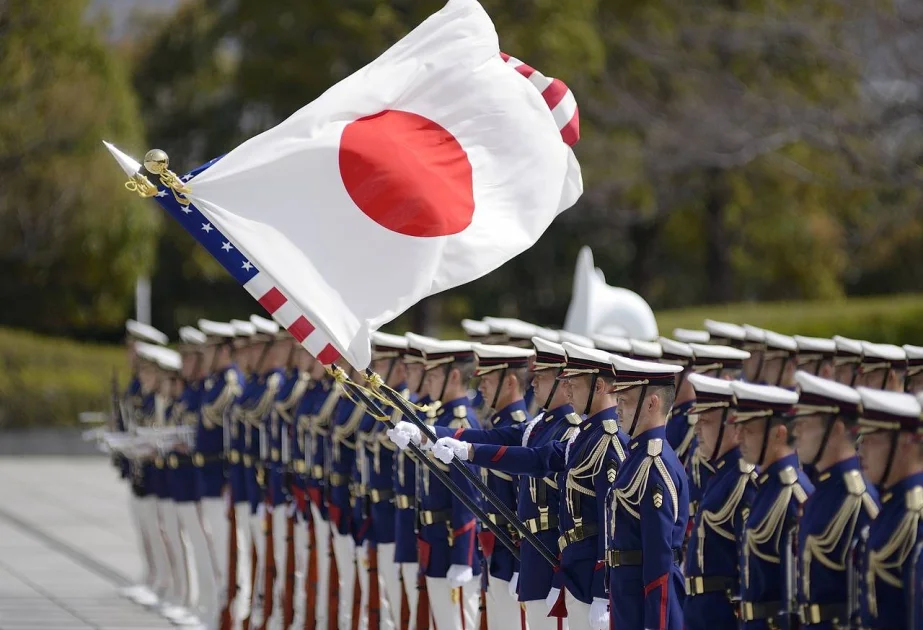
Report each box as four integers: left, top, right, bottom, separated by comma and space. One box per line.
102, 314, 923, 630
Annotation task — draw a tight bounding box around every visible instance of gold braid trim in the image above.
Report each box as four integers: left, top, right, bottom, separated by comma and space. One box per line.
802, 494, 861, 599
698, 471, 751, 571
240, 372, 280, 428
691, 448, 715, 489
274, 373, 312, 424
866, 486, 923, 617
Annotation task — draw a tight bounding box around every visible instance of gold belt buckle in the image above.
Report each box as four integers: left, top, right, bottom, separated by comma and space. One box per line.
271, 448, 280, 462
312, 464, 324, 479
685, 576, 704, 595
154, 456, 164, 469
168, 454, 179, 469
229, 450, 240, 464
193, 452, 205, 467
243, 454, 253, 467
740, 602, 754, 621
295, 460, 307, 473
799, 604, 820, 625
396, 494, 412, 509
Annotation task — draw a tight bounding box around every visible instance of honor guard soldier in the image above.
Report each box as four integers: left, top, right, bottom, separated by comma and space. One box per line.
165, 328, 209, 628
328, 361, 369, 630
794, 336, 836, 379
854, 387, 923, 630
430, 335, 581, 630
462, 320, 493, 420
857, 342, 906, 391
119, 321, 169, 607
227, 318, 258, 624
832, 336, 863, 387
428, 342, 535, 628
422, 341, 629, 630
903, 345, 923, 393
683, 374, 757, 630
604, 354, 687, 630
297, 352, 343, 630
659, 337, 696, 459
730, 381, 813, 630
682, 344, 751, 528
789, 372, 879, 630
354, 332, 413, 629
388, 338, 484, 630
196, 319, 241, 628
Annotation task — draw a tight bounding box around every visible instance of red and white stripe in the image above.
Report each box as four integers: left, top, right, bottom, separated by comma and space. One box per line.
243, 271, 342, 364
500, 52, 580, 147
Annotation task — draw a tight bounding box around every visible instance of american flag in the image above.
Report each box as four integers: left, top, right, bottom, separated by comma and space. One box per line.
136, 53, 578, 366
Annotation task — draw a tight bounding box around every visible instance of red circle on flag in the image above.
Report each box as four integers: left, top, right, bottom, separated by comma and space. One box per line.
338, 110, 475, 237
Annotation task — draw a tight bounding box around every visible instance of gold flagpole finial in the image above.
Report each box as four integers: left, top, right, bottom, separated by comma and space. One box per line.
140, 148, 192, 205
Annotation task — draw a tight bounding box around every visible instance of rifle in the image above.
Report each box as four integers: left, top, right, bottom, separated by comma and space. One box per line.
244, 534, 257, 630
478, 563, 488, 630
415, 562, 430, 630
261, 498, 275, 630
351, 561, 361, 630
283, 502, 296, 629
368, 544, 381, 630
305, 515, 318, 630
221, 499, 239, 630
327, 528, 340, 630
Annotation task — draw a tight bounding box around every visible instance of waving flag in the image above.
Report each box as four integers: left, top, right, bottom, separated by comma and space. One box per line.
107, 0, 582, 369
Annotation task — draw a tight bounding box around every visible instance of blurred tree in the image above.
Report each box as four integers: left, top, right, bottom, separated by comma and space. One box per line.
0, 0, 157, 336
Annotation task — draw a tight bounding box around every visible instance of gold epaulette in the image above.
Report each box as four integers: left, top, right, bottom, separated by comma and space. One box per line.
561, 412, 582, 441
510, 409, 527, 423
697, 459, 753, 571
201, 368, 243, 429
611, 438, 678, 522
449, 405, 470, 429
779, 466, 809, 504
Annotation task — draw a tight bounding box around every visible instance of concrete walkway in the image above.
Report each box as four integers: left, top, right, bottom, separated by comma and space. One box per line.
0, 457, 173, 630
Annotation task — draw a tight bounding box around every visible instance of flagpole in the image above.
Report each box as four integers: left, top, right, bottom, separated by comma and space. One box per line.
327, 368, 526, 561
362, 370, 561, 569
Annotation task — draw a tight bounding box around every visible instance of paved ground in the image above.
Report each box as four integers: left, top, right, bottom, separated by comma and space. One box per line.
0, 457, 173, 630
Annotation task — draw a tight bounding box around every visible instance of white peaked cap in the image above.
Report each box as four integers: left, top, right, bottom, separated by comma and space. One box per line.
591, 334, 631, 354
673, 328, 710, 344
630, 339, 663, 359
659, 337, 693, 359
178, 326, 207, 346
249, 314, 280, 336
198, 319, 236, 338
557, 331, 595, 348
126, 320, 169, 346
230, 319, 257, 336
704, 319, 747, 342
461, 319, 491, 337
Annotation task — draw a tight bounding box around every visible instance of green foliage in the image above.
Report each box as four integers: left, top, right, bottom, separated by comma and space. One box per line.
0, 0, 158, 336
0, 327, 129, 429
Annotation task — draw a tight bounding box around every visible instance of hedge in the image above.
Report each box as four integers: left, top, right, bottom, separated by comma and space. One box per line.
5, 293, 923, 428
0, 327, 129, 429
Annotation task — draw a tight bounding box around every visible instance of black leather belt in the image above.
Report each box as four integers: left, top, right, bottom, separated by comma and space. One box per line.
192, 452, 223, 467
419, 509, 451, 526
798, 602, 848, 625
607, 548, 681, 567
685, 575, 735, 596
369, 488, 395, 503
524, 512, 559, 534
739, 601, 780, 621
558, 522, 597, 550
329, 472, 348, 486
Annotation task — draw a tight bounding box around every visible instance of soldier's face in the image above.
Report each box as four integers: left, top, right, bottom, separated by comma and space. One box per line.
857, 430, 891, 485
530, 370, 554, 405
791, 414, 825, 465
478, 372, 501, 407
694, 409, 725, 460
833, 363, 856, 386
423, 368, 446, 399
615, 388, 641, 427
735, 418, 766, 466
406, 363, 425, 394
564, 375, 592, 412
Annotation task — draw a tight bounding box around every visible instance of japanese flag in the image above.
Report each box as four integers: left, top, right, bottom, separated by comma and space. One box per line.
184, 0, 583, 368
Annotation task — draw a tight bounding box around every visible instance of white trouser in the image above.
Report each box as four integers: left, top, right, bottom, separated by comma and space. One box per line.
355, 542, 398, 630
177, 502, 218, 624
377, 542, 401, 630
292, 516, 309, 628
181, 526, 199, 611
425, 576, 479, 630
138, 496, 171, 600
331, 530, 357, 630
158, 499, 188, 607
233, 502, 253, 623
560, 589, 590, 630
310, 503, 331, 630
200, 496, 229, 614
486, 576, 524, 630
398, 563, 419, 630
525, 599, 566, 630
268, 506, 288, 630
249, 508, 267, 626
129, 495, 153, 588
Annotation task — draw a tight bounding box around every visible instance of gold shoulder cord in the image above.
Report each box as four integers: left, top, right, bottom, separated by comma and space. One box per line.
801, 471, 877, 599
743, 471, 805, 586
611, 442, 679, 526
565, 429, 616, 517
275, 373, 312, 425
690, 448, 716, 489
697, 470, 751, 571
239, 372, 280, 429
866, 486, 923, 617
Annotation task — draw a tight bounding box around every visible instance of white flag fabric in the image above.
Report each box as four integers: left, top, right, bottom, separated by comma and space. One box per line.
185, 0, 583, 368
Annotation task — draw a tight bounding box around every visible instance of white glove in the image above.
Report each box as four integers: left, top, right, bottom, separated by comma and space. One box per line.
387, 421, 421, 450
433, 437, 470, 463
589, 597, 609, 630
508, 572, 519, 597
545, 587, 560, 612
446, 564, 474, 588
